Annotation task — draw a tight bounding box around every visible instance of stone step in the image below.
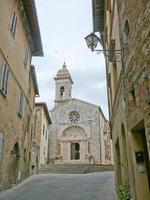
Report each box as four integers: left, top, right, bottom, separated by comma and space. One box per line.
39, 164, 90, 174
39, 164, 114, 174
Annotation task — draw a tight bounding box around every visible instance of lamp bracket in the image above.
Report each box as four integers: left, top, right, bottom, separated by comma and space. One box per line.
93, 49, 123, 62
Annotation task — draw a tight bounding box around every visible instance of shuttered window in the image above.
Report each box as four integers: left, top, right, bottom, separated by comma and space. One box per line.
1, 63, 9, 96
10, 11, 17, 37
18, 91, 24, 116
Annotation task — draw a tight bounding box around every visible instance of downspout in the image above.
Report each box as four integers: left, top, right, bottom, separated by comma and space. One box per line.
98, 108, 102, 165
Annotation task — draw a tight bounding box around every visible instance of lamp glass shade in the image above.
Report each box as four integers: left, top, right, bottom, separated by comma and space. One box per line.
84, 33, 99, 51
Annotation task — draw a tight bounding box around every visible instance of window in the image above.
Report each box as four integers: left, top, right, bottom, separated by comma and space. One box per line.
88, 142, 90, 154
0, 132, 4, 163
1, 63, 9, 96
26, 114, 30, 132
69, 111, 80, 123
18, 91, 24, 116
23, 149, 26, 162
123, 19, 130, 42
124, 19, 130, 37
129, 88, 136, 107
23, 48, 29, 68
60, 86, 65, 97
43, 125, 45, 135
45, 130, 47, 140
10, 11, 17, 37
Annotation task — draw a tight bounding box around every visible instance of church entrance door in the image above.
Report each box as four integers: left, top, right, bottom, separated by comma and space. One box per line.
71, 143, 80, 160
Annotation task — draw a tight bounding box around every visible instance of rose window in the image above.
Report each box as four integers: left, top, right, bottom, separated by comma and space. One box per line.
69, 111, 80, 123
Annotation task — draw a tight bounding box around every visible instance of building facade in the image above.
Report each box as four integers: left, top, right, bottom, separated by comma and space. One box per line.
0, 0, 43, 189
32, 102, 51, 174
49, 63, 113, 165
91, 0, 150, 199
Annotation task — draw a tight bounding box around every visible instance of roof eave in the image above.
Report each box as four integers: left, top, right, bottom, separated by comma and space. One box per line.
92, 0, 105, 34
22, 0, 44, 57
31, 65, 39, 96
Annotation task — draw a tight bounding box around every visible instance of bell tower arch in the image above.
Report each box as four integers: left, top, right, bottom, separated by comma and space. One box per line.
54, 63, 73, 107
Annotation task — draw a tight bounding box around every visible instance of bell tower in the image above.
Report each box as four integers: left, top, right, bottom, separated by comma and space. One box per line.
54, 63, 73, 107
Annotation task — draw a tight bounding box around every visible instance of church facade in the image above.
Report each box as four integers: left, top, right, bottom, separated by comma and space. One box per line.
49, 63, 113, 165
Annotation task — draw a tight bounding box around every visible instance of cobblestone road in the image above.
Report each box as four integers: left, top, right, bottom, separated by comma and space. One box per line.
0, 172, 115, 200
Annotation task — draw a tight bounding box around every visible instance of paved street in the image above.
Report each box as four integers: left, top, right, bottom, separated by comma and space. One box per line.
0, 172, 115, 200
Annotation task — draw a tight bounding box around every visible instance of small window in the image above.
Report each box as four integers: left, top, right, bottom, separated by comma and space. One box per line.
88, 142, 90, 154
43, 125, 45, 135
26, 114, 30, 132
10, 11, 17, 37
45, 130, 47, 140
129, 88, 136, 107
0, 132, 4, 163
24, 49, 29, 68
60, 86, 65, 97
18, 91, 24, 116
23, 149, 26, 162
1, 63, 9, 96
124, 19, 130, 37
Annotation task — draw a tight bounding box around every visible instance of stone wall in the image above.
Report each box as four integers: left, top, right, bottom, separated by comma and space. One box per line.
0, 1, 37, 190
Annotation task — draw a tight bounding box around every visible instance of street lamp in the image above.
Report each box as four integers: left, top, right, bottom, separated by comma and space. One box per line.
84, 33, 102, 51
84, 32, 123, 63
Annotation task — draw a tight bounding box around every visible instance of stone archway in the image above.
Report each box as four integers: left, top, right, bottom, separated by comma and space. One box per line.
59, 126, 88, 163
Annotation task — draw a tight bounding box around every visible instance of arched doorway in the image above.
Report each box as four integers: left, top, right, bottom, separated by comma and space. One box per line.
9, 142, 20, 184
60, 126, 88, 163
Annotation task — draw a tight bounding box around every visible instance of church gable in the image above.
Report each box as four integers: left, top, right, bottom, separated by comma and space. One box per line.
50, 98, 100, 125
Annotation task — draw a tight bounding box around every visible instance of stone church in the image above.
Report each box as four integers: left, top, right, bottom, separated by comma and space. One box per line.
49, 63, 113, 165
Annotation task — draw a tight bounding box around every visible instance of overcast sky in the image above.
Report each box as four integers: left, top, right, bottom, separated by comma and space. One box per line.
32, 0, 108, 118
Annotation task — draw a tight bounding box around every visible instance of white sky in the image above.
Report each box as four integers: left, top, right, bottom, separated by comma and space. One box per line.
32, 0, 108, 118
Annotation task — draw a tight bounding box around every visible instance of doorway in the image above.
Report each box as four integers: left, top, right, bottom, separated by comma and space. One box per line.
71, 143, 80, 160
9, 142, 20, 183
115, 139, 122, 186
131, 121, 150, 199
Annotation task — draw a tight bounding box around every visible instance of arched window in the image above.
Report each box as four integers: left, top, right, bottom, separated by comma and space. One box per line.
124, 19, 130, 37
60, 86, 65, 97
11, 142, 20, 168
69, 111, 80, 123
